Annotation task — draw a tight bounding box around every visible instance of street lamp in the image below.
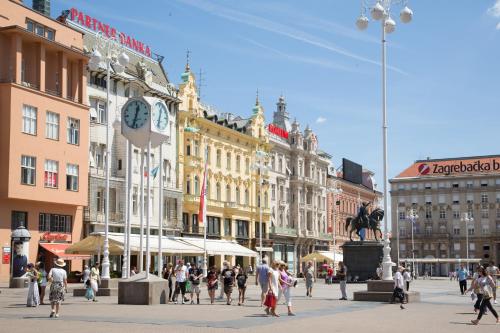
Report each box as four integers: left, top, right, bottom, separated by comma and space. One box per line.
88, 32, 129, 280
356, 0, 413, 280
327, 183, 342, 265
406, 208, 418, 278
461, 212, 473, 271
253, 150, 269, 265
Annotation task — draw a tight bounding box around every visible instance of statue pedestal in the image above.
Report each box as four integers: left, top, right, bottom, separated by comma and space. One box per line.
342, 241, 383, 281
118, 272, 168, 305
353, 280, 421, 302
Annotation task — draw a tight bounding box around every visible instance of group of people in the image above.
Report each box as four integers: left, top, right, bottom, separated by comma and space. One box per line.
24, 259, 68, 318
81, 263, 101, 302
392, 266, 413, 309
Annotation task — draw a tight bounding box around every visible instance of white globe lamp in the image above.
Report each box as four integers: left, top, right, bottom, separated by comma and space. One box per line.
384, 17, 396, 34
356, 15, 369, 30
371, 2, 386, 21
400, 6, 413, 24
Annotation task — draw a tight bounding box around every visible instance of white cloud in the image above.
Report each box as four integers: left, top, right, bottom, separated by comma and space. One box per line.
488, 0, 500, 17
316, 117, 327, 124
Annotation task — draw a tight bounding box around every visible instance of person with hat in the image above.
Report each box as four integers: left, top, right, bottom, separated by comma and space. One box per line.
47, 258, 68, 318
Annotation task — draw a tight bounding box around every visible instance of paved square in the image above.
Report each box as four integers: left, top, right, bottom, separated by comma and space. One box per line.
0, 278, 498, 333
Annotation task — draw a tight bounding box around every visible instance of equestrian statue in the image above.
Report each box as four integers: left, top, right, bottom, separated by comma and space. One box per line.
345, 202, 384, 241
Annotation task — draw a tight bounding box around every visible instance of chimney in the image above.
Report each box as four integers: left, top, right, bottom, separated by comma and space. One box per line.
32, 0, 51, 17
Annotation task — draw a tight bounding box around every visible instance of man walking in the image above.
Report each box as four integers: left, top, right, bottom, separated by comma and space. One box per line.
189, 263, 203, 304
255, 259, 269, 306
486, 261, 499, 304
174, 259, 188, 304
217, 261, 228, 300
337, 261, 348, 300
457, 264, 469, 295
392, 266, 406, 309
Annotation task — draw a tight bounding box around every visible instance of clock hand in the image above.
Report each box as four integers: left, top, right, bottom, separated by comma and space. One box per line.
132, 104, 140, 128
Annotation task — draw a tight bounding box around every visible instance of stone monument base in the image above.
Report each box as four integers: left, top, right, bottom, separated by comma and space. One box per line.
342, 241, 383, 281
353, 280, 421, 302
9, 277, 28, 288
118, 272, 168, 305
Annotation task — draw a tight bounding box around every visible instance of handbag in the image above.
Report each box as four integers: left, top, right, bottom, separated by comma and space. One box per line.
185, 280, 192, 293
264, 291, 276, 308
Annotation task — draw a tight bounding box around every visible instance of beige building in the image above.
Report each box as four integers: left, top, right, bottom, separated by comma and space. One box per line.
177, 65, 271, 268
390, 155, 500, 276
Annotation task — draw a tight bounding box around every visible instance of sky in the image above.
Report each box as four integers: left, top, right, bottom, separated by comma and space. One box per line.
50, 0, 500, 186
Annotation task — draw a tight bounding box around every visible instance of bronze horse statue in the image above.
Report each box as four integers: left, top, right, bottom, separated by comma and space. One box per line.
345, 208, 384, 241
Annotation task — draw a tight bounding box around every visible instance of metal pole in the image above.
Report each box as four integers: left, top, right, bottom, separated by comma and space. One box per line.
259, 167, 263, 264
333, 190, 336, 264
122, 140, 130, 279
139, 149, 144, 272
101, 55, 111, 280
146, 140, 152, 279
158, 144, 163, 277
381, 20, 388, 241
466, 216, 470, 271
203, 143, 208, 277
411, 215, 415, 276
126, 141, 132, 278
396, 205, 399, 266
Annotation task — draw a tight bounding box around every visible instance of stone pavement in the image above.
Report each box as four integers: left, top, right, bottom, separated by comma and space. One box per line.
0, 278, 498, 333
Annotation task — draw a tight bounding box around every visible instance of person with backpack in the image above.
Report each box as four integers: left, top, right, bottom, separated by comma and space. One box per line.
189, 263, 203, 304
221, 264, 236, 305
236, 267, 248, 306
471, 266, 499, 325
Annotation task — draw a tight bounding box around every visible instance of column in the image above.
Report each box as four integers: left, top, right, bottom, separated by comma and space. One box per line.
38, 43, 46, 91
71, 61, 79, 102
78, 59, 86, 104
58, 51, 67, 98
10, 34, 22, 84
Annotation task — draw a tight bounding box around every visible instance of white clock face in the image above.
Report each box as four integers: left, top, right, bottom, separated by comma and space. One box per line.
124, 100, 149, 129
153, 102, 168, 131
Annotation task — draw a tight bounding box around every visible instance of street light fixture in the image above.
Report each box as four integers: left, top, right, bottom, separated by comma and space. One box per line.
88, 32, 129, 280
327, 183, 343, 266
252, 150, 269, 265
356, 0, 413, 281
406, 208, 418, 277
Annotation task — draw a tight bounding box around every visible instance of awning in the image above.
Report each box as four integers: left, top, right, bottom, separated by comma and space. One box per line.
301, 251, 343, 263
179, 237, 258, 257
399, 258, 482, 264
39, 243, 90, 260
255, 246, 274, 252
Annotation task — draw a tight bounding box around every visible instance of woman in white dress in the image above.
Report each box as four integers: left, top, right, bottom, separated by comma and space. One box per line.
48, 259, 68, 318
26, 263, 40, 307
265, 261, 282, 317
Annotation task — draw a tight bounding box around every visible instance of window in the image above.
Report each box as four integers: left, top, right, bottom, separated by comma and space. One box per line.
245, 158, 249, 174
186, 141, 191, 156
453, 210, 460, 219
191, 214, 199, 233
439, 208, 446, 219
245, 189, 249, 205
132, 186, 138, 215
194, 176, 199, 195
44, 160, 58, 188
468, 226, 475, 236
453, 227, 460, 235
216, 150, 221, 167
452, 194, 459, 204
469, 243, 475, 251
224, 218, 231, 236
93, 100, 107, 124
39, 213, 72, 233
466, 193, 473, 204
271, 185, 276, 200
452, 182, 459, 188
194, 140, 200, 157
425, 183, 431, 190
481, 194, 488, 203
226, 152, 231, 170
425, 206, 432, 219
45, 111, 59, 140
67, 118, 80, 145
186, 178, 191, 195
236, 219, 249, 238
26, 20, 34, 32
425, 225, 432, 235
46, 29, 54, 40
398, 212, 405, 220
438, 194, 446, 204
66, 164, 78, 191
182, 213, 189, 232
497, 209, 500, 219
481, 180, 488, 187
35, 24, 44, 36
453, 242, 460, 251
482, 224, 490, 235
22, 105, 37, 135
207, 216, 220, 236
236, 155, 241, 172
236, 187, 240, 204
11, 211, 28, 230
425, 195, 432, 204
216, 183, 221, 201
481, 209, 489, 219
21, 155, 36, 185
466, 181, 473, 188
226, 184, 231, 202
399, 243, 406, 251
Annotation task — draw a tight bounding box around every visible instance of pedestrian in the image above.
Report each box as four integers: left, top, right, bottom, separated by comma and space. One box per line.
486, 261, 499, 304
278, 262, 295, 316
337, 261, 348, 300
173, 259, 188, 304
466, 267, 483, 313
255, 259, 270, 306
26, 263, 40, 307
89, 262, 100, 302
264, 260, 281, 317
326, 264, 334, 284
247, 265, 253, 275
130, 266, 137, 277
236, 266, 248, 306
471, 266, 499, 325
163, 263, 174, 302
392, 266, 406, 309
81, 264, 90, 287
457, 264, 468, 295
305, 261, 315, 298
207, 266, 218, 304
221, 264, 235, 305
36, 262, 47, 305
48, 258, 68, 318
189, 263, 203, 304
218, 261, 228, 300
403, 268, 412, 291
376, 263, 383, 280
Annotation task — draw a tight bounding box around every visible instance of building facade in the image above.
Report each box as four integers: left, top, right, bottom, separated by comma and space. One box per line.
65, 8, 183, 273
390, 155, 500, 276
0, 0, 88, 282
267, 96, 331, 273
177, 66, 271, 269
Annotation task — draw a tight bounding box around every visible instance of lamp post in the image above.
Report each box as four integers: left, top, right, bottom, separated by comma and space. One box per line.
327, 182, 342, 265
461, 212, 473, 271
253, 150, 269, 265
88, 32, 129, 280
356, 0, 413, 280
406, 208, 418, 277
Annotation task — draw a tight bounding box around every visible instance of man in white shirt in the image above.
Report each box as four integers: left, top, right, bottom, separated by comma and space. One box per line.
486, 261, 499, 304
173, 260, 188, 304
403, 268, 412, 291
392, 266, 406, 309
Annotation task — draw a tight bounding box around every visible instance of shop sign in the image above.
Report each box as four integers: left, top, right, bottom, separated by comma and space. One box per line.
2, 247, 10, 264
40, 232, 70, 242
68, 8, 152, 58
268, 124, 289, 139
418, 159, 500, 176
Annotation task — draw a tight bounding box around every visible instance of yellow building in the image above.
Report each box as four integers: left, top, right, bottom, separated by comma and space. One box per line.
177, 65, 271, 268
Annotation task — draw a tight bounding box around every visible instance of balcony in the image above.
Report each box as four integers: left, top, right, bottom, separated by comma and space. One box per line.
270, 226, 298, 237
305, 230, 315, 238
225, 201, 237, 209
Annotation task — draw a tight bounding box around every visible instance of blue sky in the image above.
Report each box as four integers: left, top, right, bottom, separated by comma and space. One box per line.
51, 0, 500, 184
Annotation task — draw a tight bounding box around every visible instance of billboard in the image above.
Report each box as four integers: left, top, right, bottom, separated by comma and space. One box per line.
343, 158, 363, 184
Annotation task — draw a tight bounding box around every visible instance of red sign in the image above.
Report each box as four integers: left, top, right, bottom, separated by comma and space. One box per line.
268, 124, 289, 139
2, 247, 10, 264
40, 232, 70, 242
69, 8, 152, 58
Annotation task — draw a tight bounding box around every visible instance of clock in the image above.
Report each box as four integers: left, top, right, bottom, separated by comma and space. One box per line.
153, 102, 168, 131
124, 99, 149, 129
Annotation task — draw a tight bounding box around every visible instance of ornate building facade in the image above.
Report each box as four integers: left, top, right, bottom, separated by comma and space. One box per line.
177, 65, 271, 269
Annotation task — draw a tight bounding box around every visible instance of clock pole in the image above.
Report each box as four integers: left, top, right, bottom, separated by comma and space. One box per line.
139, 149, 145, 272
158, 144, 163, 277
126, 140, 132, 278
121, 140, 129, 279
146, 140, 152, 279
101, 50, 111, 280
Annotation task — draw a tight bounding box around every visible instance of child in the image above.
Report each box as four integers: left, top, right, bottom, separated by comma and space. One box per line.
85, 279, 94, 301
236, 269, 248, 306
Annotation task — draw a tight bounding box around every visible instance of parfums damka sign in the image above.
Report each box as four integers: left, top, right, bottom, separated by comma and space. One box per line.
418, 159, 500, 176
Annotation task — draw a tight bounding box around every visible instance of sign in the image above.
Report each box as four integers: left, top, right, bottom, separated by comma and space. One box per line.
418, 159, 500, 176
2, 247, 10, 264
268, 124, 289, 139
68, 8, 152, 58
40, 232, 70, 242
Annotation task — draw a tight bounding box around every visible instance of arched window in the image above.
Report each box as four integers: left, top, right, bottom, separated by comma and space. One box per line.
245, 189, 249, 205
226, 152, 231, 171
186, 178, 191, 195
226, 184, 231, 202
194, 176, 200, 195
186, 139, 191, 156
245, 158, 250, 174
216, 150, 221, 167
236, 155, 241, 172
236, 187, 240, 204
264, 192, 268, 208
216, 182, 221, 201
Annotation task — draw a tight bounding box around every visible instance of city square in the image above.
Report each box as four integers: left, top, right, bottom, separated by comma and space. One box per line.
1, 0, 500, 331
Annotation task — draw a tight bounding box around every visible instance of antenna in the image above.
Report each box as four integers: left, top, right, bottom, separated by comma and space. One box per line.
197, 68, 206, 100
185, 49, 191, 71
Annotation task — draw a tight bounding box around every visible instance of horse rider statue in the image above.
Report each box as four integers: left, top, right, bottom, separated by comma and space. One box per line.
357, 202, 370, 229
